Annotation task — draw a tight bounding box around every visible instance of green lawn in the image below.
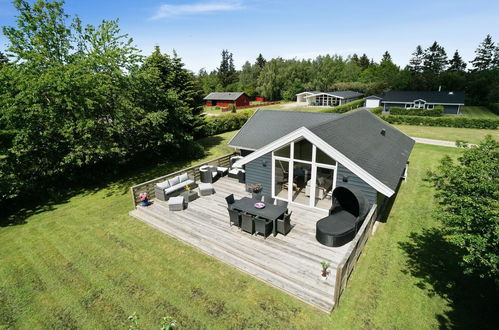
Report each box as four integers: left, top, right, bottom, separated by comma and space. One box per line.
394, 124, 498, 144
2, 133, 492, 328
460, 105, 498, 118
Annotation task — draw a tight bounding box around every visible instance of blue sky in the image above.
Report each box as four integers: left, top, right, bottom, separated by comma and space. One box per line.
1, 0, 498, 72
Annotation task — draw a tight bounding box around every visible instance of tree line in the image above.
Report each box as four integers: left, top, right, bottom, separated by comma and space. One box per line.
199, 37, 499, 105
0, 0, 204, 204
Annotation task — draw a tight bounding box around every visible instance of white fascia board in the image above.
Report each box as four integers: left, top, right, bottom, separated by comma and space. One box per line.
233, 127, 395, 197
304, 92, 344, 99
295, 92, 313, 96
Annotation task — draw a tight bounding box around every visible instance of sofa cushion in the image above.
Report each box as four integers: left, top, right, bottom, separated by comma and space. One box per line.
156, 180, 171, 190
164, 186, 178, 195
169, 176, 180, 186
179, 173, 189, 182
183, 179, 194, 186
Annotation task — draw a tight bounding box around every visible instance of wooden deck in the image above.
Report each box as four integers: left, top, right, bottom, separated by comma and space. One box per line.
130, 176, 355, 312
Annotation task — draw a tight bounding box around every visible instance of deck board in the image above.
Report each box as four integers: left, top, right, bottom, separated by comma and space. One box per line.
129, 176, 354, 312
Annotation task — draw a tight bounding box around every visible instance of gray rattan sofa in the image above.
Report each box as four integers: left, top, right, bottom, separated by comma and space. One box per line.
154, 173, 198, 201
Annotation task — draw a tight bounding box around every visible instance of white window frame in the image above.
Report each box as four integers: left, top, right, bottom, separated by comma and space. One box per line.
271, 138, 337, 211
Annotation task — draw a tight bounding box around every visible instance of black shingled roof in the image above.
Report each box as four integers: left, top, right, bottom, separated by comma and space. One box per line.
229, 109, 414, 193
378, 90, 464, 104
228, 111, 341, 150
204, 92, 247, 101
309, 110, 415, 191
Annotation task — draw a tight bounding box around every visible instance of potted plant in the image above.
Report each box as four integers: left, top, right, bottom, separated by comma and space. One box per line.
139, 192, 149, 206
246, 183, 262, 193
184, 185, 191, 192
320, 261, 330, 278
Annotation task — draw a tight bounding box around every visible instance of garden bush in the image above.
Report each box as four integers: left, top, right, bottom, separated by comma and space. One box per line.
389, 105, 444, 117
321, 98, 366, 114
195, 110, 255, 137
380, 114, 499, 129
369, 106, 382, 115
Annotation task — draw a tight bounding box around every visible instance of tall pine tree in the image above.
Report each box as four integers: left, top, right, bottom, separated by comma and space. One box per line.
448, 50, 466, 72
471, 34, 497, 71
423, 41, 448, 74
255, 53, 266, 68
217, 49, 237, 89
409, 45, 424, 73
358, 54, 370, 70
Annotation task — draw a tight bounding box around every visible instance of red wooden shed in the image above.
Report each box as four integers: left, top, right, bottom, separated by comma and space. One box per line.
204, 92, 250, 107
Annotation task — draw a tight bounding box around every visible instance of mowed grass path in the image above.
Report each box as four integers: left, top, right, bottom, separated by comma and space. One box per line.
394, 125, 498, 144
1, 134, 470, 328
460, 105, 498, 118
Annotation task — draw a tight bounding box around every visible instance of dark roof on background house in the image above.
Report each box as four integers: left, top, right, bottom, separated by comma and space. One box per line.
323, 91, 364, 99
308, 110, 414, 191
299, 90, 364, 99
228, 111, 341, 150
230, 109, 414, 193
374, 91, 465, 104
204, 92, 247, 101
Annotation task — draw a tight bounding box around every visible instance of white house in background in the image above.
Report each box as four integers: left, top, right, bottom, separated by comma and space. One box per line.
296, 91, 364, 107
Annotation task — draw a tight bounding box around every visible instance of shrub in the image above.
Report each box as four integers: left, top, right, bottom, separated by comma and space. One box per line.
0, 129, 15, 152
369, 106, 382, 115
321, 98, 365, 114
388, 106, 444, 117
195, 110, 255, 137
380, 115, 499, 129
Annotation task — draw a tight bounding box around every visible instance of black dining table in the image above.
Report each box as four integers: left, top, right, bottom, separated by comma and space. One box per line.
232, 197, 287, 236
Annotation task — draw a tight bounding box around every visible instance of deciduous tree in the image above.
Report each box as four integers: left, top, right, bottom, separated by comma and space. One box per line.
427, 137, 499, 284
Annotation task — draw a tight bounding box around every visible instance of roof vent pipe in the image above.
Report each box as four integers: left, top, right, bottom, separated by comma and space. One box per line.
380, 128, 386, 136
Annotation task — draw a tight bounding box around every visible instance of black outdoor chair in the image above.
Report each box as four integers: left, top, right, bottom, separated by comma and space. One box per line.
225, 194, 235, 210
277, 211, 292, 235
263, 195, 275, 204
316, 186, 368, 247
253, 216, 273, 238
241, 213, 255, 234
252, 192, 262, 201
228, 208, 241, 227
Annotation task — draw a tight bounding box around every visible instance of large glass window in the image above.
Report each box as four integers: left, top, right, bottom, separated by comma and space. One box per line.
294, 139, 312, 161
274, 159, 289, 200
275, 144, 290, 158
316, 148, 336, 165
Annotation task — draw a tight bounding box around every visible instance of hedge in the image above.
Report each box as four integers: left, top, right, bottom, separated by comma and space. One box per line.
321, 98, 366, 114
369, 106, 382, 115
380, 115, 499, 129
195, 110, 255, 137
388, 105, 444, 117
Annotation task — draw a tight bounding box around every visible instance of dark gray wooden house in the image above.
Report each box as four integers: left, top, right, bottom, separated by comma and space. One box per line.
365, 90, 465, 114
229, 109, 414, 211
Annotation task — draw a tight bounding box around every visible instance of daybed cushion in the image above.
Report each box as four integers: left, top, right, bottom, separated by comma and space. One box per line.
156, 180, 171, 190
179, 173, 189, 182
169, 176, 180, 186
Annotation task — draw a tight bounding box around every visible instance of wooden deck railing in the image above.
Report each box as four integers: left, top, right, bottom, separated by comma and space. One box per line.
130, 152, 238, 207
333, 203, 378, 306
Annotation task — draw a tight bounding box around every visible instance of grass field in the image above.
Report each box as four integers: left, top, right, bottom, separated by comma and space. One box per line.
394, 125, 498, 144
460, 105, 498, 118
1, 132, 495, 328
